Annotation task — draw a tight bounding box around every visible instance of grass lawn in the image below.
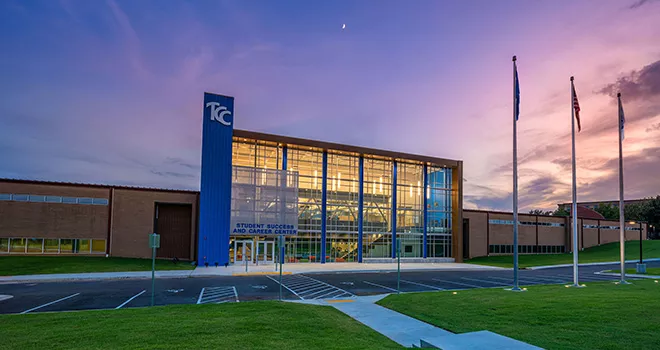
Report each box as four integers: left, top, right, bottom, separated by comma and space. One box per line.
0, 256, 195, 276
378, 280, 660, 350
609, 267, 660, 275
0, 301, 401, 350
466, 240, 660, 268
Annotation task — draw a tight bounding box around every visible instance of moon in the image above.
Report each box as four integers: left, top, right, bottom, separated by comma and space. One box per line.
342, 24, 346, 30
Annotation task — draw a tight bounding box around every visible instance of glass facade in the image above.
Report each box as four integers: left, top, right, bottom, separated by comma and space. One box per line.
230, 137, 456, 263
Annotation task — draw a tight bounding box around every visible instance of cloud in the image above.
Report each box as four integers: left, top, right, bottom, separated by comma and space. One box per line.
106, 0, 148, 78
647, 122, 660, 132
628, 0, 658, 9
598, 59, 660, 101
150, 170, 195, 179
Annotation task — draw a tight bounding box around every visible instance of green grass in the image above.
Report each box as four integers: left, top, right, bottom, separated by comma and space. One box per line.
0, 256, 195, 276
378, 280, 660, 350
466, 240, 660, 268
0, 302, 401, 350
609, 267, 660, 275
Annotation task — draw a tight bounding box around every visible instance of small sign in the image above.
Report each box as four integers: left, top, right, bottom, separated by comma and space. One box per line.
149, 233, 160, 248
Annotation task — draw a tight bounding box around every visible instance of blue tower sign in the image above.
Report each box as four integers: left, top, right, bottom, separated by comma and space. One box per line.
198, 92, 234, 266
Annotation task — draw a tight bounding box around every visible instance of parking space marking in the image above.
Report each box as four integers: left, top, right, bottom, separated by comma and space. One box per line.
400, 279, 444, 291
431, 278, 482, 289
487, 276, 553, 285
520, 275, 569, 283
116, 290, 146, 309
362, 280, 399, 292
548, 274, 615, 282
197, 286, 238, 304
460, 277, 508, 286
267, 275, 354, 300
20, 293, 80, 314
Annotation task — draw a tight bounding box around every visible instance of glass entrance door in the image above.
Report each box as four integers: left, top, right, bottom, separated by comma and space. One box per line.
234, 240, 254, 264
257, 241, 275, 264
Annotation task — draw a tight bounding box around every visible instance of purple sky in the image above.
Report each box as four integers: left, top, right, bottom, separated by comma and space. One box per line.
1, 0, 659, 211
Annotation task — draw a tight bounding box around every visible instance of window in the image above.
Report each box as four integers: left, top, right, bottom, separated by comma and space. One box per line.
12, 194, 28, 201
45, 196, 62, 203
91, 240, 106, 254
77, 239, 90, 253
93, 198, 109, 205
29, 195, 45, 202
62, 197, 77, 204
78, 198, 94, 205
0, 193, 10, 200
27, 238, 43, 253
60, 239, 74, 253
44, 239, 59, 253
10, 238, 26, 253
0, 238, 8, 253
404, 245, 413, 253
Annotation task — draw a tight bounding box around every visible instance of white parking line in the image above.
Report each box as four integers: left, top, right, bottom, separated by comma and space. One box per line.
363, 280, 399, 292
431, 278, 483, 289
116, 290, 146, 309
197, 286, 238, 304
196, 288, 205, 304
400, 280, 444, 291
266, 276, 303, 300
519, 275, 568, 283
20, 293, 80, 314
487, 276, 550, 285
232, 286, 240, 303
460, 277, 508, 286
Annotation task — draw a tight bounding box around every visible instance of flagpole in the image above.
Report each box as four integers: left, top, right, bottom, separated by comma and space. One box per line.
617, 92, 629, 284
570, 76, 580, 287
512, 56, 521, 291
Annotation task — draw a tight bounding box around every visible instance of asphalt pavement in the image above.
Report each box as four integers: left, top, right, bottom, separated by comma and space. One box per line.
1, 261, 657, 315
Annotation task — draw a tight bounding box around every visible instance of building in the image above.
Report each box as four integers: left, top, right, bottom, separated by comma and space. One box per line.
558, 199, 650, 211
0, 93, 464, 264
463, 209, 647, 259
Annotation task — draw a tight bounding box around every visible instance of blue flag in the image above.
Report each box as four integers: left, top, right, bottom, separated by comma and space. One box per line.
515, 63, 520, 121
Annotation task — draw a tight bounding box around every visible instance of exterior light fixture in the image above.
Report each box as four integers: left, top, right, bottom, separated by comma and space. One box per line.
452, 292, 457, 295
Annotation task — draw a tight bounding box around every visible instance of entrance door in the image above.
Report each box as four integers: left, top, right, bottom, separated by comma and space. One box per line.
257, 241, 275, 264
234, 240, 254, 264
155, 203, 192, 260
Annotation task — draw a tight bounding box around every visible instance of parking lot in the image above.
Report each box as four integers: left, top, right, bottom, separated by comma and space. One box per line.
0, 261, 653, 315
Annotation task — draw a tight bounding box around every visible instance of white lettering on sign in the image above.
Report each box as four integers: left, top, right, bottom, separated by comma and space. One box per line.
232, 223, 298, 235
206, 102, 232, 126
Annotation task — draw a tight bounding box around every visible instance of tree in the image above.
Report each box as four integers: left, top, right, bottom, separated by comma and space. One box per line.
528, 209, 552, 215
594, 203, 619, 220
552, 207, 570, 217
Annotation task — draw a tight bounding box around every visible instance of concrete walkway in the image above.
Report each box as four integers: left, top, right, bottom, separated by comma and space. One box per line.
191, 262, 504, 277
0, 262, 502, 283
290, 295, 541, 349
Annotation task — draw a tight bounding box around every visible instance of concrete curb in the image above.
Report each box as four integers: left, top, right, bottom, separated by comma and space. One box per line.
595, 271, 660, 280
528, 258, 660, 270
0, 269, 195, 283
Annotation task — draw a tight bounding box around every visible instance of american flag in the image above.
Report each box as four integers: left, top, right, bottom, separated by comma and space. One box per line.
572, 85, 581, 132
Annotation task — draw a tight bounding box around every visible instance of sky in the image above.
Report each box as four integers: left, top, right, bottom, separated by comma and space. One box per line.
1, 0, 659, 212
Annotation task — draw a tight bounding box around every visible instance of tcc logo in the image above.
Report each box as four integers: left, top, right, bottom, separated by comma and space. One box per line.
206, 102, 232, 126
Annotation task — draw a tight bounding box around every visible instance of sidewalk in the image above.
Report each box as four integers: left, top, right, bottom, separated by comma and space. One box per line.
0, 262, 502, 282
290, 295, 541, 349
528, 258, 660, 270
191, 262, 505, 277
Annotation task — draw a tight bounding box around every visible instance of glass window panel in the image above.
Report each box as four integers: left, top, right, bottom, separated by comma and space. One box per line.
10, 238, 26, 252
12, 194, 28, 201
27, 238, 43, 253
0, 238, 8, 252
91, 240, 106, 253
0, 193, 10, 200
45, 196, 62, 203
29, 195, 45, 202
62, 197, 77, 204
60, 239, 75, 253
93, 198, 109, 205
77, 239, 90, 253
44, 239, 59, 253
78, 198, 94, 205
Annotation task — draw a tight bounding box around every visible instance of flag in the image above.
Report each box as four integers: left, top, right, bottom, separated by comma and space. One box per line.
572, 85, 581, 132
515, 62, 520, 121
619, 94, 625, 141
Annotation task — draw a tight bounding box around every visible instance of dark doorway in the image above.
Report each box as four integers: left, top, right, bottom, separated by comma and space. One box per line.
155, 203, 192, 260
462, 218, 470, 260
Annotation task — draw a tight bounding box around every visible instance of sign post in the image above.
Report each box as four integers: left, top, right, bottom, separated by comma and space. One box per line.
149, 233, 160, 307
397, 240, 401, 294
278, 235, 284, 300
